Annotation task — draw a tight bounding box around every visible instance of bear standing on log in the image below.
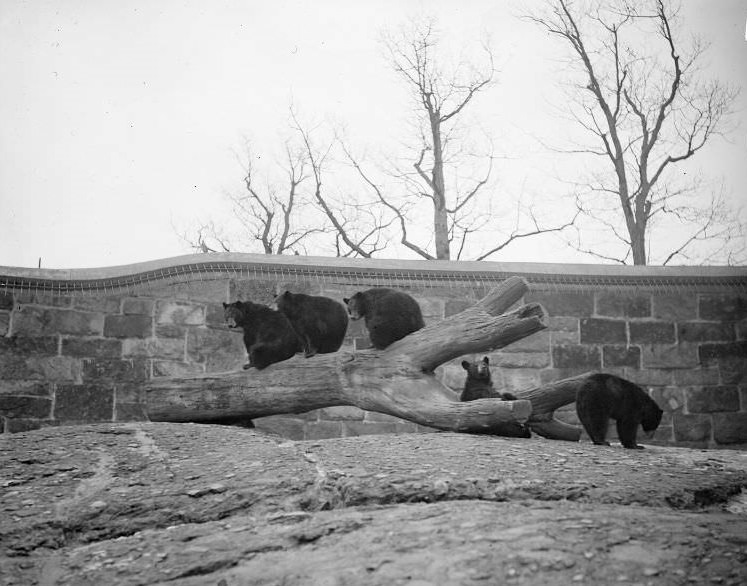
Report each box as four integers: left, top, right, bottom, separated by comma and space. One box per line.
222, 301, 301, 370
344, 288, 425, 349
275, 291, 349, 357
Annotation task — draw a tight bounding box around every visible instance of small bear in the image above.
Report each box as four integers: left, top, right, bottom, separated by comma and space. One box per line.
343, 287, 425, 350
575, 373, 663, 449
275, 291, 349, 357
223, 300, 301, 370
460, 356, 517, 402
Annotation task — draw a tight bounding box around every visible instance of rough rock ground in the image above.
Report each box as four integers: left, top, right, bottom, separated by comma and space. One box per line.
1, 423, 745, 585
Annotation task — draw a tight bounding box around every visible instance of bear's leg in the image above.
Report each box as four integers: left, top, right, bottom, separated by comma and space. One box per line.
576, 395, 611, 446
617, 418, 644, 449
303, 335, 317, 358
248, 346, 270, 370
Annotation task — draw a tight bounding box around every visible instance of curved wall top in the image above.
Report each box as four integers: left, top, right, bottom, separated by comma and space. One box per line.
1, 253, 746, 294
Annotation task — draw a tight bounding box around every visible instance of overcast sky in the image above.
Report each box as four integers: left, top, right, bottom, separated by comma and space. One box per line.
1, 0, 745, 269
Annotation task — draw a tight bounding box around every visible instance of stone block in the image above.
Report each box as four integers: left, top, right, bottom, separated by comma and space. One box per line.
699, 294, 747, 322
304, 421, 343, 440
0, 312, 9, 336
629, 322, 675, 344
698, 341, 747, 365
0, 335, 58, 356
737, 319, 747, 340
122, 298, 154, 316
503, 330, 550, 352
672, 368, 720, 386
114, 383, 145, 404
490, 351, 551, 369
54, 384, 114, 422
525, 292, 594, 317
72, 296, 121, 313
622, 368, 673, 387
142, 280, 230, 303
318, 406, 366, 421
0, 395, 52, 418
230, 279, 278, 305
0, 292, 13, 310
502, 369, 541, 393
650, 387, 685, 412
713, 413, 747, 444
677, 322, 735, 343
596, 292, 651, 318
653, 294, 697, 321
552, 345, 601, 370
114, 403, 149, 422
62, 337, 122, 359
685, 386, 740, 413
252, 416, 306, 440
602, 345, 640, 369
205, 303, 226, 327
580, 319, 626, 344
550, 330, 579, 345
0, 380, 51, 397
14, 291, 72, 307
104, 315, 152, 338
343, 421, 398, 437
641, 343, 697, 369
123, 338, 185, 360
417, 297, 444, 319
3, 418, 47, 433
23, 356, 80, 382
445, 299, 473, 317
156, 301, 205, 326
155, 324, 188, 339
81, 358, 148, 383
672, 412, 712, 443
152, 361, 205, 378
187, 327, 246, 372
548, 316, 579, 332
11, 307, 104, 337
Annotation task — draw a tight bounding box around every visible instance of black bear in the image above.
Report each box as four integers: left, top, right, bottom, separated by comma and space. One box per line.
274, 291, 349, 357
343, 288, 425, 350
460, 356, 517, 402
223, 300, 301, 370
575, 373, 663, 449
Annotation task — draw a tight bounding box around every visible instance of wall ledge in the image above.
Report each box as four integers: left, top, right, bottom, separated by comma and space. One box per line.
1, 253, 746, 294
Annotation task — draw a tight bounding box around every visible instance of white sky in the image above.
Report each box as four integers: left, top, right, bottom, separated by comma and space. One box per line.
1, 0, 745, 269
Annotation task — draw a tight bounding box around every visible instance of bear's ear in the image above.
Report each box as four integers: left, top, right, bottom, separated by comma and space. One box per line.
482, 356, 489, 365
282, 290, 291, 298
461, 360, 470, 370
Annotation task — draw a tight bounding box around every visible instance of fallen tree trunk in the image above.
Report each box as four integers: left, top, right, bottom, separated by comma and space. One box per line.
145, 277, 583, 439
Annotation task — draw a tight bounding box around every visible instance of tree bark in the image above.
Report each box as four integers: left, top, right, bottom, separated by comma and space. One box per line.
144, 277, 584, 440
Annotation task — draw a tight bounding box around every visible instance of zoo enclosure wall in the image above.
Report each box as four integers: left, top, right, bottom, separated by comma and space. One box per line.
1, 253, 745, 447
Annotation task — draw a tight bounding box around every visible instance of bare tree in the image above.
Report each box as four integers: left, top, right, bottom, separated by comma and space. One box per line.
528, 0, 742, 265
380, 17, 495, 260
182, 137, 328, 256
290, 109, 393, 258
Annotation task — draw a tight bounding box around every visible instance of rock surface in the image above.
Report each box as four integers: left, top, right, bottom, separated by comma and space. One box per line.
1, 423, 746, 585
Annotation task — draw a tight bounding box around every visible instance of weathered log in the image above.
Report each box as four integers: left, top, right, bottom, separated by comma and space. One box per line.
514, 374, 590, 442
146, 277, 547, 436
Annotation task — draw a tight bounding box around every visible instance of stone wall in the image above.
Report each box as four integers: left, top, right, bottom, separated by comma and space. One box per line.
1, 253, 745, 447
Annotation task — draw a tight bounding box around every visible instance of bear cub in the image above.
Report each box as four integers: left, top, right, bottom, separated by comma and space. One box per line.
343, 287, 425, 349
223, 300, 301, 370
575, 373, 663, 449
275, 291, 349, 357
460, 356, 517, 402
